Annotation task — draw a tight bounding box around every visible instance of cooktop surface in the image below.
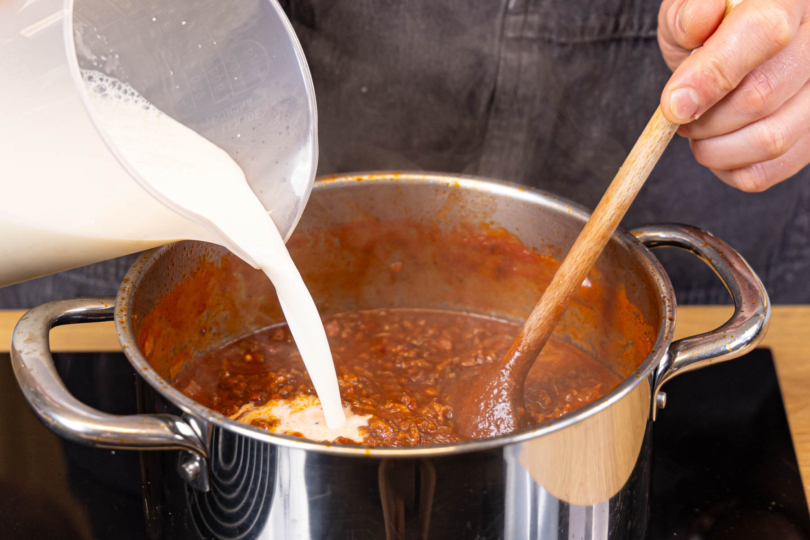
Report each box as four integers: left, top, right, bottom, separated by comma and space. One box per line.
0, 349, 807, 539
648, 349, 810, 539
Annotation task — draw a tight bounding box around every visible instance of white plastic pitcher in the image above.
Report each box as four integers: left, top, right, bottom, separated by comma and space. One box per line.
0, 0, 317, 287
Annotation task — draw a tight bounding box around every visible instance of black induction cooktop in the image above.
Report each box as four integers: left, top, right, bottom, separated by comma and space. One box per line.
648, 349, 810, 540
0, 349, 807, 539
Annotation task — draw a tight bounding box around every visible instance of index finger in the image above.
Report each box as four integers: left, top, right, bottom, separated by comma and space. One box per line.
661, 0, 804, 124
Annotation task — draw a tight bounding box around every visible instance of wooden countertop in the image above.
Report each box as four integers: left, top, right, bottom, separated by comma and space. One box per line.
2, 306, 808, 500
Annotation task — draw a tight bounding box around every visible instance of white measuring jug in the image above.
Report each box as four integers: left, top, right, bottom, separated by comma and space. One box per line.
0, 0, 317, 287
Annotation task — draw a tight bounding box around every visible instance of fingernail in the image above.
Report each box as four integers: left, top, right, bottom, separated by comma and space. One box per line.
669, 87, 701, 123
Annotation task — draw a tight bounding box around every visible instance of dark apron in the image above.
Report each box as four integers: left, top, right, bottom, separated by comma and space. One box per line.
286, 0, 810, 306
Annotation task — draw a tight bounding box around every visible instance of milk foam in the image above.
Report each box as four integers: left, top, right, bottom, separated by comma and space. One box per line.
231, 396, 370, 443
83, 70, 346, 428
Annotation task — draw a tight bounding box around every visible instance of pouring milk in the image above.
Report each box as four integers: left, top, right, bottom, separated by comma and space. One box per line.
83, 71, 347, 430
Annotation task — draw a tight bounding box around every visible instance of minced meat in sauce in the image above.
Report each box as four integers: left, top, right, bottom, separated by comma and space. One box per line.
173, 308, 621, 447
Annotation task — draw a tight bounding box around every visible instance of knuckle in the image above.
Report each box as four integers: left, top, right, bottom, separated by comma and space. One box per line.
731, 164, 771, 193
702, 56, 738, 96
757, 119, 791, 159
664, 0, 686, 37
752, 4, 795, 52
659, 35, 688, 71
663, 0, 678, 33
740, 70, 776, 116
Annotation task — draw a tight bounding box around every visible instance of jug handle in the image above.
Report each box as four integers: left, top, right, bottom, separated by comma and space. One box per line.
631, 224, 770, 420
10, 297, 209, 489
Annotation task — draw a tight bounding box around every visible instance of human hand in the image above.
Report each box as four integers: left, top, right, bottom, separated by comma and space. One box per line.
658, 0, 810, 192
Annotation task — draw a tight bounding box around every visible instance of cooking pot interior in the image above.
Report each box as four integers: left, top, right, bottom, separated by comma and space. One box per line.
131, 178, 661, 391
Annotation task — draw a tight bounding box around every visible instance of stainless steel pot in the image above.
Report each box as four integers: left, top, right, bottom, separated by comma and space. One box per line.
11, 173, 769, 540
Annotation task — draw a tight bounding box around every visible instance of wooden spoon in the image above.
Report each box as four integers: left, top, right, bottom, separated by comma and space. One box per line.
454, 0, 742, 439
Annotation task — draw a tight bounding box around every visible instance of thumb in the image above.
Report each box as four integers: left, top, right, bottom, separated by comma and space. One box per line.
658, 0, 726, 71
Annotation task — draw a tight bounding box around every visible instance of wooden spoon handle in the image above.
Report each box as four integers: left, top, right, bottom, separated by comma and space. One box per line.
726, 0, 744, 15
513, 0, 743, 364
515, 108, 677, 358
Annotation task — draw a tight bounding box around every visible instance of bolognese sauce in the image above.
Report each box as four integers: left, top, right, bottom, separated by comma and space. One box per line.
173, 308, 621, 447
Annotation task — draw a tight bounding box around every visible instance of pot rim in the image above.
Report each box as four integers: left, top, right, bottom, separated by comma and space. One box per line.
115, 171, 676, 458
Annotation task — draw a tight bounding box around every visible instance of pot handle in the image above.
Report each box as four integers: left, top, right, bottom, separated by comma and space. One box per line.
631, 224, 770, 420
10, 297, 209, 460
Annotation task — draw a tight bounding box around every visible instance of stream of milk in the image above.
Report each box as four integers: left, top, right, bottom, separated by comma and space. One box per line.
83, 71, 346, 429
